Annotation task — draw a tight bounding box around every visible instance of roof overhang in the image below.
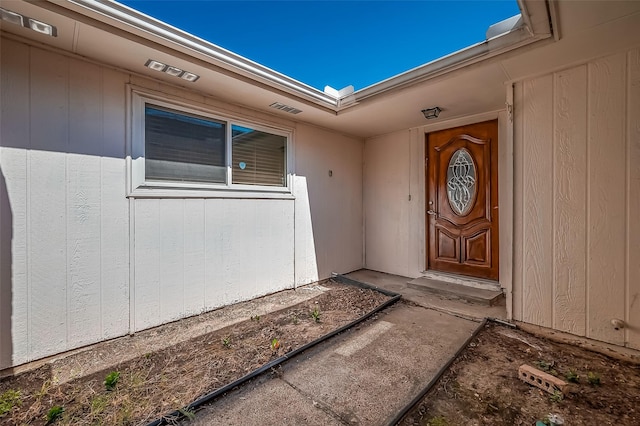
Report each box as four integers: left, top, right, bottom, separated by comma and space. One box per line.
10, 1, 638, 138
17, 0, 552, 108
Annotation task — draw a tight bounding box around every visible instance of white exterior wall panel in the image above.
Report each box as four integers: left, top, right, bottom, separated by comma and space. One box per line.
131, 198, 295, 332
0, 40, 132, 368
513, 49, 640, 349
128, 195, 333, 331
294, 125, 364, 283
0, 39, 363, 369
364, 130, 412, 277
520, 76, 554, 328
553, 65, 588, 336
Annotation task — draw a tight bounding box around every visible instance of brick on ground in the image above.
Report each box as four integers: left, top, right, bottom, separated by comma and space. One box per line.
518, 364, 569, 394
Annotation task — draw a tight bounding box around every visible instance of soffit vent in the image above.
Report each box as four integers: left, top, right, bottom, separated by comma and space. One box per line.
269, 102, 302, 114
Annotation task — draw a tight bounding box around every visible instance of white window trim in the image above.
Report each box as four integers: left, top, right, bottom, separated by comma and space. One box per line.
126, 86, 295, 199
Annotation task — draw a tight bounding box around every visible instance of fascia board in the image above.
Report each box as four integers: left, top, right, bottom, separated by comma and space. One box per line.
47, 0, 339, 108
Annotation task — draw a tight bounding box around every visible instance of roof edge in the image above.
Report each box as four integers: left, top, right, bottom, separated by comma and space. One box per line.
56, 0, 339, 107
48, 0, 552, 113
341, 11, 551, 108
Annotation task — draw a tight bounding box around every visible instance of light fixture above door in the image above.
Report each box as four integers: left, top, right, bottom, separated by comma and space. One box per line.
421, 106, 442, 119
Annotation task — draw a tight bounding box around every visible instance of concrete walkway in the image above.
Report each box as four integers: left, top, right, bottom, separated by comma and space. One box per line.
188, 301, 479, 425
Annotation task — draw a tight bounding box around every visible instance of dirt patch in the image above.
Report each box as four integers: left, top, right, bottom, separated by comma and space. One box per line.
400, 322, 640, 426
0, 281, 390, 425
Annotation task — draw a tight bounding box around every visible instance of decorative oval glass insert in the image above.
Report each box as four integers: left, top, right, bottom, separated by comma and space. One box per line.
446, 149, 476, 216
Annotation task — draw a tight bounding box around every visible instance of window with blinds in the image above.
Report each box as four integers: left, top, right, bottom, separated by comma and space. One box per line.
139, 99, 289, 189
232, 125, 286, 187
145, 106, 226, 183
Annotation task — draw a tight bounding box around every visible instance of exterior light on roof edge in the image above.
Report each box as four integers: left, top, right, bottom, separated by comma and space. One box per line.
28, 18, 57, 36
165, 66, 183, 77
181, 72, 200, 82
1, 7, 23, 26
145, 59, 199, 82
0, 7, 57, 37
145, 59, 167, 71
421, 106, 442, 120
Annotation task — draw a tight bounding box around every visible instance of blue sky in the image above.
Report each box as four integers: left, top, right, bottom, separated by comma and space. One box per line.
118, 0, 520, 90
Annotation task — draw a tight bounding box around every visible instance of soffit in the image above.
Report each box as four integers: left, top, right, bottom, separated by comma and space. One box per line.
324, 62, 509, 138
5, 1, 637, 140
0, 0, 522, 139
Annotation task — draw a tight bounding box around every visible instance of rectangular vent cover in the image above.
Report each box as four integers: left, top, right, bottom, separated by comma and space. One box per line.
269, 102, 302, 114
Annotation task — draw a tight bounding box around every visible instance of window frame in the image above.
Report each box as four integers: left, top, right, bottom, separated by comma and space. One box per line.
128, 87, 294, 198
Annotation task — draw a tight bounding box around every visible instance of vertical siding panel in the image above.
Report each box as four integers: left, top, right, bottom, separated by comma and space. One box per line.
30, 49, 68, 153
225, 200, 254, 303
628, 48, 640, 349
0, 40, 30, 367
587, 53, 626, 344
363, 132, 411, 276
183, 199, 205, 316
29, 150, 68, 358
101, 69, 127, 159
66, 155, 101, 347
1, 40, 30, 150
204, 200, 226, 310
553, 66, 588, 335
159, 199, 185, 323
134, 200, 160, 331
522, 76, 554, 327
68, 60, 102, 156
29, 49, 68, 359
253, 201, 270, 296
512, 82, 524, 321
100, 158, 129, 337
280, 201, 295, 289
66, 61, 102, 347
0, 150, 28, 368
101, 69, 129, 339
260, 200, 295, 296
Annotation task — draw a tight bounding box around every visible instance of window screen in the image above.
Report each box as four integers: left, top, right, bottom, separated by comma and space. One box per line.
145, 105, 226, 183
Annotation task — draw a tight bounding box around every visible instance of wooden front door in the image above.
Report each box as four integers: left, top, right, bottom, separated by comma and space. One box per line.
426, 120, 499, 280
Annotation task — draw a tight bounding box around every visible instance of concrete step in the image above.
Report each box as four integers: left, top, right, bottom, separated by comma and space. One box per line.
407, 277, 504, 306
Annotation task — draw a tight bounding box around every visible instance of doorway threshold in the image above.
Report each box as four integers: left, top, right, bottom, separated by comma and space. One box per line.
419, 270, 501, 291
408, 276, 504, 306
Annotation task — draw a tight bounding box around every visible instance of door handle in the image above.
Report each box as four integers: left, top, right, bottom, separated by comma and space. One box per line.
427, 210, 437, 216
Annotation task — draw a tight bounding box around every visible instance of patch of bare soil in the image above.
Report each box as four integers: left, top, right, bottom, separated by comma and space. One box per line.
0, 281, 389, 425
400, 322, 640, 426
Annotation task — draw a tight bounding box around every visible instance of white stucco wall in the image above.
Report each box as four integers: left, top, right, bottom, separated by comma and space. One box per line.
0, 38, 364, 370
512, 48, 640, 350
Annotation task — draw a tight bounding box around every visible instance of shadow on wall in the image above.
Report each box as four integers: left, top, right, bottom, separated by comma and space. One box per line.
0, 167, 12, 371
292, 175, 319, 285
